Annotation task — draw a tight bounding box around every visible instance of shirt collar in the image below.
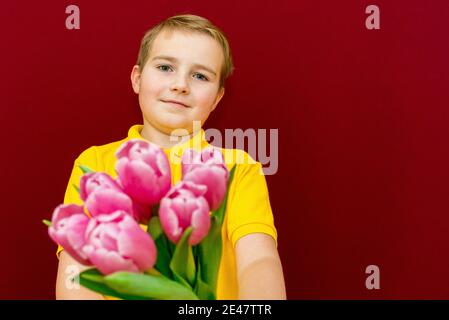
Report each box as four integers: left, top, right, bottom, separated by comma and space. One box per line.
127, 124, 210, 160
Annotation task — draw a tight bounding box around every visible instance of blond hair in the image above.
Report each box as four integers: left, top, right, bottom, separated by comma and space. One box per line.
136, 14, 234, 88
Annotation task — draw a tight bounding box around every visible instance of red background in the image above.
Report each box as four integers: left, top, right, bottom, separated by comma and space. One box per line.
1, 1, 449, 299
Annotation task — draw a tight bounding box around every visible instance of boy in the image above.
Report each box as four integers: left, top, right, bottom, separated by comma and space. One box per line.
55, 14, 286, 300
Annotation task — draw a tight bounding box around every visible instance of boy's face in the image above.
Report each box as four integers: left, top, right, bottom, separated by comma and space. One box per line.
131, 29, 225, 135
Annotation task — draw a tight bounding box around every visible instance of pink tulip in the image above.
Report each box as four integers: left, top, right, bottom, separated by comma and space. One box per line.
80, 172, 133, 216
48, 204, 91, 265
80, 172, 122, 201
115, 139, 171, 206
181, 148, 229, 211
159, 181, 210, 245
84, 187, 134, 218
82, 210, 157, 275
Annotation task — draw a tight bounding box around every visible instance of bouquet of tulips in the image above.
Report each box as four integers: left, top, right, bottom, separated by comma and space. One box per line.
44, 139, 235, 300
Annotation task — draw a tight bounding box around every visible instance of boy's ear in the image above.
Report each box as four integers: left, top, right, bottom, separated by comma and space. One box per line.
211, 87, 225, 112
130, 65, 141, 94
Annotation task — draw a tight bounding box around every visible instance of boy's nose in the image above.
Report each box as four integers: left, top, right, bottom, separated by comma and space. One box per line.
170, 77, 190, 94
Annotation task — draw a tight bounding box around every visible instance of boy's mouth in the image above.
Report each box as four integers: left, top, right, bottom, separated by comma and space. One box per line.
160, 99, 190, 108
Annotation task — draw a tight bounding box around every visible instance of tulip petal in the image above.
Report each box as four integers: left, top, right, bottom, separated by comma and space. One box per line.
80, 172, 123, 201
115, 139, 139, 159
117, 215, 157, 271
49, 228, 89, 264
87, 247, 139, 275
156, 152, 170, 176
159, 199, 183, 244
51, 204, 85, 226
189, 198, 211, 245
65, 214, 90, 250
49, 204, 91, 264
120, 160, 159, 204
183, 167, 227, 210
80, 173, 94, 201
98, 223, 120, 251
171, 197, 192, 229
85, 188, 133, 217
115, 140, 171, 206
96, 211, 126, 223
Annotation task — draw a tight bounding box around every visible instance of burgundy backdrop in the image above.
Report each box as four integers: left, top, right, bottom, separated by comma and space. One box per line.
1, 1, 448, 299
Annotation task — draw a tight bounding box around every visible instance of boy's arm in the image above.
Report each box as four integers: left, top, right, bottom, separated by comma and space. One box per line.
56, 251, 105, 300
55, 146, 103, 299
235, 233, 287, 300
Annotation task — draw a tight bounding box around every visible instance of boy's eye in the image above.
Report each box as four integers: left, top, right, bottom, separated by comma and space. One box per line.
193, 73, 208, 81
156, 64, 208, 81
157, 64, 172, 72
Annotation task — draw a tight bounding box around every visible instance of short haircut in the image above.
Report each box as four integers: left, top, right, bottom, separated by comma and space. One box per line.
136, 14, 234, 88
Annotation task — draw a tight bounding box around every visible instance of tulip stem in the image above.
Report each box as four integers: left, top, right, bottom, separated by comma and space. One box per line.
152, 204, 160, 217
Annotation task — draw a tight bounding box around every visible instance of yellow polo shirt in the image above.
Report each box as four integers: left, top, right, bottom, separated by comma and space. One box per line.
56, 124, 277, 300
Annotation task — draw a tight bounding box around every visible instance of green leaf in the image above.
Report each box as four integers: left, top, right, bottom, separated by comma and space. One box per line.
72, 184, 80, 195
198, 216, 222, 294
212, 165, 237, 224
170, 227, 196, 288
147, 216, 172, 279
154, 235, 173, 279
194, 259, 216, 300
195, 276, 216, 300
42, 219, 52, 227
197, 165, 236, 295
104, 271, 199, 300
148, 216, 163, 240
79, 268, 147, 300
145, 268, 162, 276
78, 164, 94, 174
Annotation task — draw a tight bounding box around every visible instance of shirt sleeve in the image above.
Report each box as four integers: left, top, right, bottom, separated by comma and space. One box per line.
226, 153, 278, 249
56, 147, 98, 258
